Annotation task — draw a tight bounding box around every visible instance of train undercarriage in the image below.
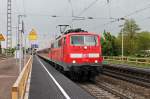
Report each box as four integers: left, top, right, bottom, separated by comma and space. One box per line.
52, 61, 103, 81
66, 65, 103, 81
38, 55, 103, 81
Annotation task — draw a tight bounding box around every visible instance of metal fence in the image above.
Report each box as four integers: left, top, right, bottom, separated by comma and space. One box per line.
103, 56, 150, 65
12, 56, 32, 99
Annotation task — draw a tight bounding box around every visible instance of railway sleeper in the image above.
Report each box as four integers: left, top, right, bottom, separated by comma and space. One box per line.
103, 69, 150, 83
103, 70, 150, 88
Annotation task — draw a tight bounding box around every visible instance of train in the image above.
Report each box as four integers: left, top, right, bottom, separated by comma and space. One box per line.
48, 28, 103, 81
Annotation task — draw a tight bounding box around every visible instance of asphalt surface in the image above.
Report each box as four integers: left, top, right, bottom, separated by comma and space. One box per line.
29, 56, 95, 99
0, 58, 18, 99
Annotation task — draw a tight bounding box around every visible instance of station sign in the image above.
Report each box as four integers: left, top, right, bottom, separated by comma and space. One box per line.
31, 44, 39, 48
28, 29, 38, 41
0, 34, 5, 41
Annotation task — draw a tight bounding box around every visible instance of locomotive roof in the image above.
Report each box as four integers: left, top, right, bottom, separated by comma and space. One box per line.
64, 32, 99, 36
55, 28, 100, 40
53, 32, 100, 43
58, 32, 99, 39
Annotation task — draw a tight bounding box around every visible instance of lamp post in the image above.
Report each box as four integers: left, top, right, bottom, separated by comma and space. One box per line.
119, 17, 127, 60
119, 24, 124, 60
121, 27, 124, 60
18, 15, 26, 73
24, 33, 27, 66
12, 26, 18, 65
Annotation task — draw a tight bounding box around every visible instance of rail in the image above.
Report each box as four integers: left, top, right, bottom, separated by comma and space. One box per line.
12, 56, 33, 99
102, 64, 150, 88
103, 56, 150, 65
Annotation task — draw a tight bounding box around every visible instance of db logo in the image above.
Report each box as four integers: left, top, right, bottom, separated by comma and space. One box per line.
82, 54, 88, 58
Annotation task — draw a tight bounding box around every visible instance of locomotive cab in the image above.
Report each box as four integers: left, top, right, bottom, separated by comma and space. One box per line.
64, 33, 103, 67
48, 29, 103, 81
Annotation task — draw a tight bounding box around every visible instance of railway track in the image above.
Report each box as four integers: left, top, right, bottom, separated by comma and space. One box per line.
102, 64, 150, 88
97, 75, 150, 99
96, 81, 130, 99
78, 64, 150, 99
79, 82, 129, 99
78, 76, 149, 99
38, 55, 150, 98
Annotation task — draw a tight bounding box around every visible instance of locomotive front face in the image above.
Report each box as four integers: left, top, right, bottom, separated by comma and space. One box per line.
65, 34, 103, 65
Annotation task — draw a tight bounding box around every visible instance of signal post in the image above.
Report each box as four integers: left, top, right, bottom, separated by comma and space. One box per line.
0, 34, 5, 54
28, 28, 38, 55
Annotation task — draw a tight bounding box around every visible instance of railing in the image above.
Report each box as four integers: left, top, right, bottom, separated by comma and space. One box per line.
103, 56, 150, 65
12, 56, 33, 99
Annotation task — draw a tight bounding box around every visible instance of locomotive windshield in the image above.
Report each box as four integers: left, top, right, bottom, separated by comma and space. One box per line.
71, 35, 97, 46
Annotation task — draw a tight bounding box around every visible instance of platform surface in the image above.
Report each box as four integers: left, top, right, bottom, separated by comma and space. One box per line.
29, 56, 95, 99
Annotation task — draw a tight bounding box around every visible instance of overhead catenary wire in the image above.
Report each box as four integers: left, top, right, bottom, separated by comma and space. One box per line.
107, 0, 112, 32
67, 0, 74, 28
114, 3, 150, 22
92, 3, 150, 30
77, 0, 99, 16
0, 0, 3, 32
22, 0, 26, 14
67, 0, 74, 17
0, 12, 67, 17
124, 4, 150, 18
66, 0, 112, 28
107, 0, 110, 4
1, 12, 112, 20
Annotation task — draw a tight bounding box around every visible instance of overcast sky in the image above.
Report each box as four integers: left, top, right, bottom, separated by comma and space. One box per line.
1, 0, 150, 49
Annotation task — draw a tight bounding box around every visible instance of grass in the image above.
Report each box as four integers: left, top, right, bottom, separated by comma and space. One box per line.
103, 60, 150, 69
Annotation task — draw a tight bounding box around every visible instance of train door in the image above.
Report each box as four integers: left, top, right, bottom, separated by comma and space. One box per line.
50, 43, 54, 59
61, 37, 66, 62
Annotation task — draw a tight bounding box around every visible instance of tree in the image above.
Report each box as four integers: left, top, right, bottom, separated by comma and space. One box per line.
123, 19, 140, 38
101, 31, 119, 56
118, 19, 140, 55
137, 31, 150, 51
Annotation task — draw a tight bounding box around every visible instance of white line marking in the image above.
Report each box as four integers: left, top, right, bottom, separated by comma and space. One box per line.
36, 56, 71, 99
24, 62, 32, 99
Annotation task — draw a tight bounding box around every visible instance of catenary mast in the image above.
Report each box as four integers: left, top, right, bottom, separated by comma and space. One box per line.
6, 0, 12, 48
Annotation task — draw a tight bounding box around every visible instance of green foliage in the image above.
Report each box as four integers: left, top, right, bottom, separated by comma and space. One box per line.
113, 19, 150, 57
135, 31, 150, 57
137, 31, 150, 51
4, 48, 15, 55
123, 19, 140, 38
117, 19, 140, 55
102, 19, 150, 57
101, 31, 119, 56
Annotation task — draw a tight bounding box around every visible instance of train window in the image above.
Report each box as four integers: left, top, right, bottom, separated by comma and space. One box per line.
64, 37, 66, 45
54, 41, 57, 48
71, 35, 97, 46
54, 43, 56, 48
71, 36, 84, 45
51, 44, 54, 48
58, 39, 62, 47
84, 36, 97, 46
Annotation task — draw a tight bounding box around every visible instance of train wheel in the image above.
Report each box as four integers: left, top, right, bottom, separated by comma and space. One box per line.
64, 71, 70, 78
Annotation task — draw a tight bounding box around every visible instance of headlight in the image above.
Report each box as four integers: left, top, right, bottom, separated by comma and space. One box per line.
72, 60, 76, 63
95, 60, 98, 63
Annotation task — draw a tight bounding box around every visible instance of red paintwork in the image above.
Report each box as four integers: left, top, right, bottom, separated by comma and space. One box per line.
48, 32, 103, 65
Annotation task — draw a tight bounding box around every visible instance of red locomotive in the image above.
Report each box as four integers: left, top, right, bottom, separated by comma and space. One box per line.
48, 28, 103, 80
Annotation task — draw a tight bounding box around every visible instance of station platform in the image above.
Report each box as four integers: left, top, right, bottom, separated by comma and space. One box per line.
0, 55, 30, 99
29, 56, 95, 99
